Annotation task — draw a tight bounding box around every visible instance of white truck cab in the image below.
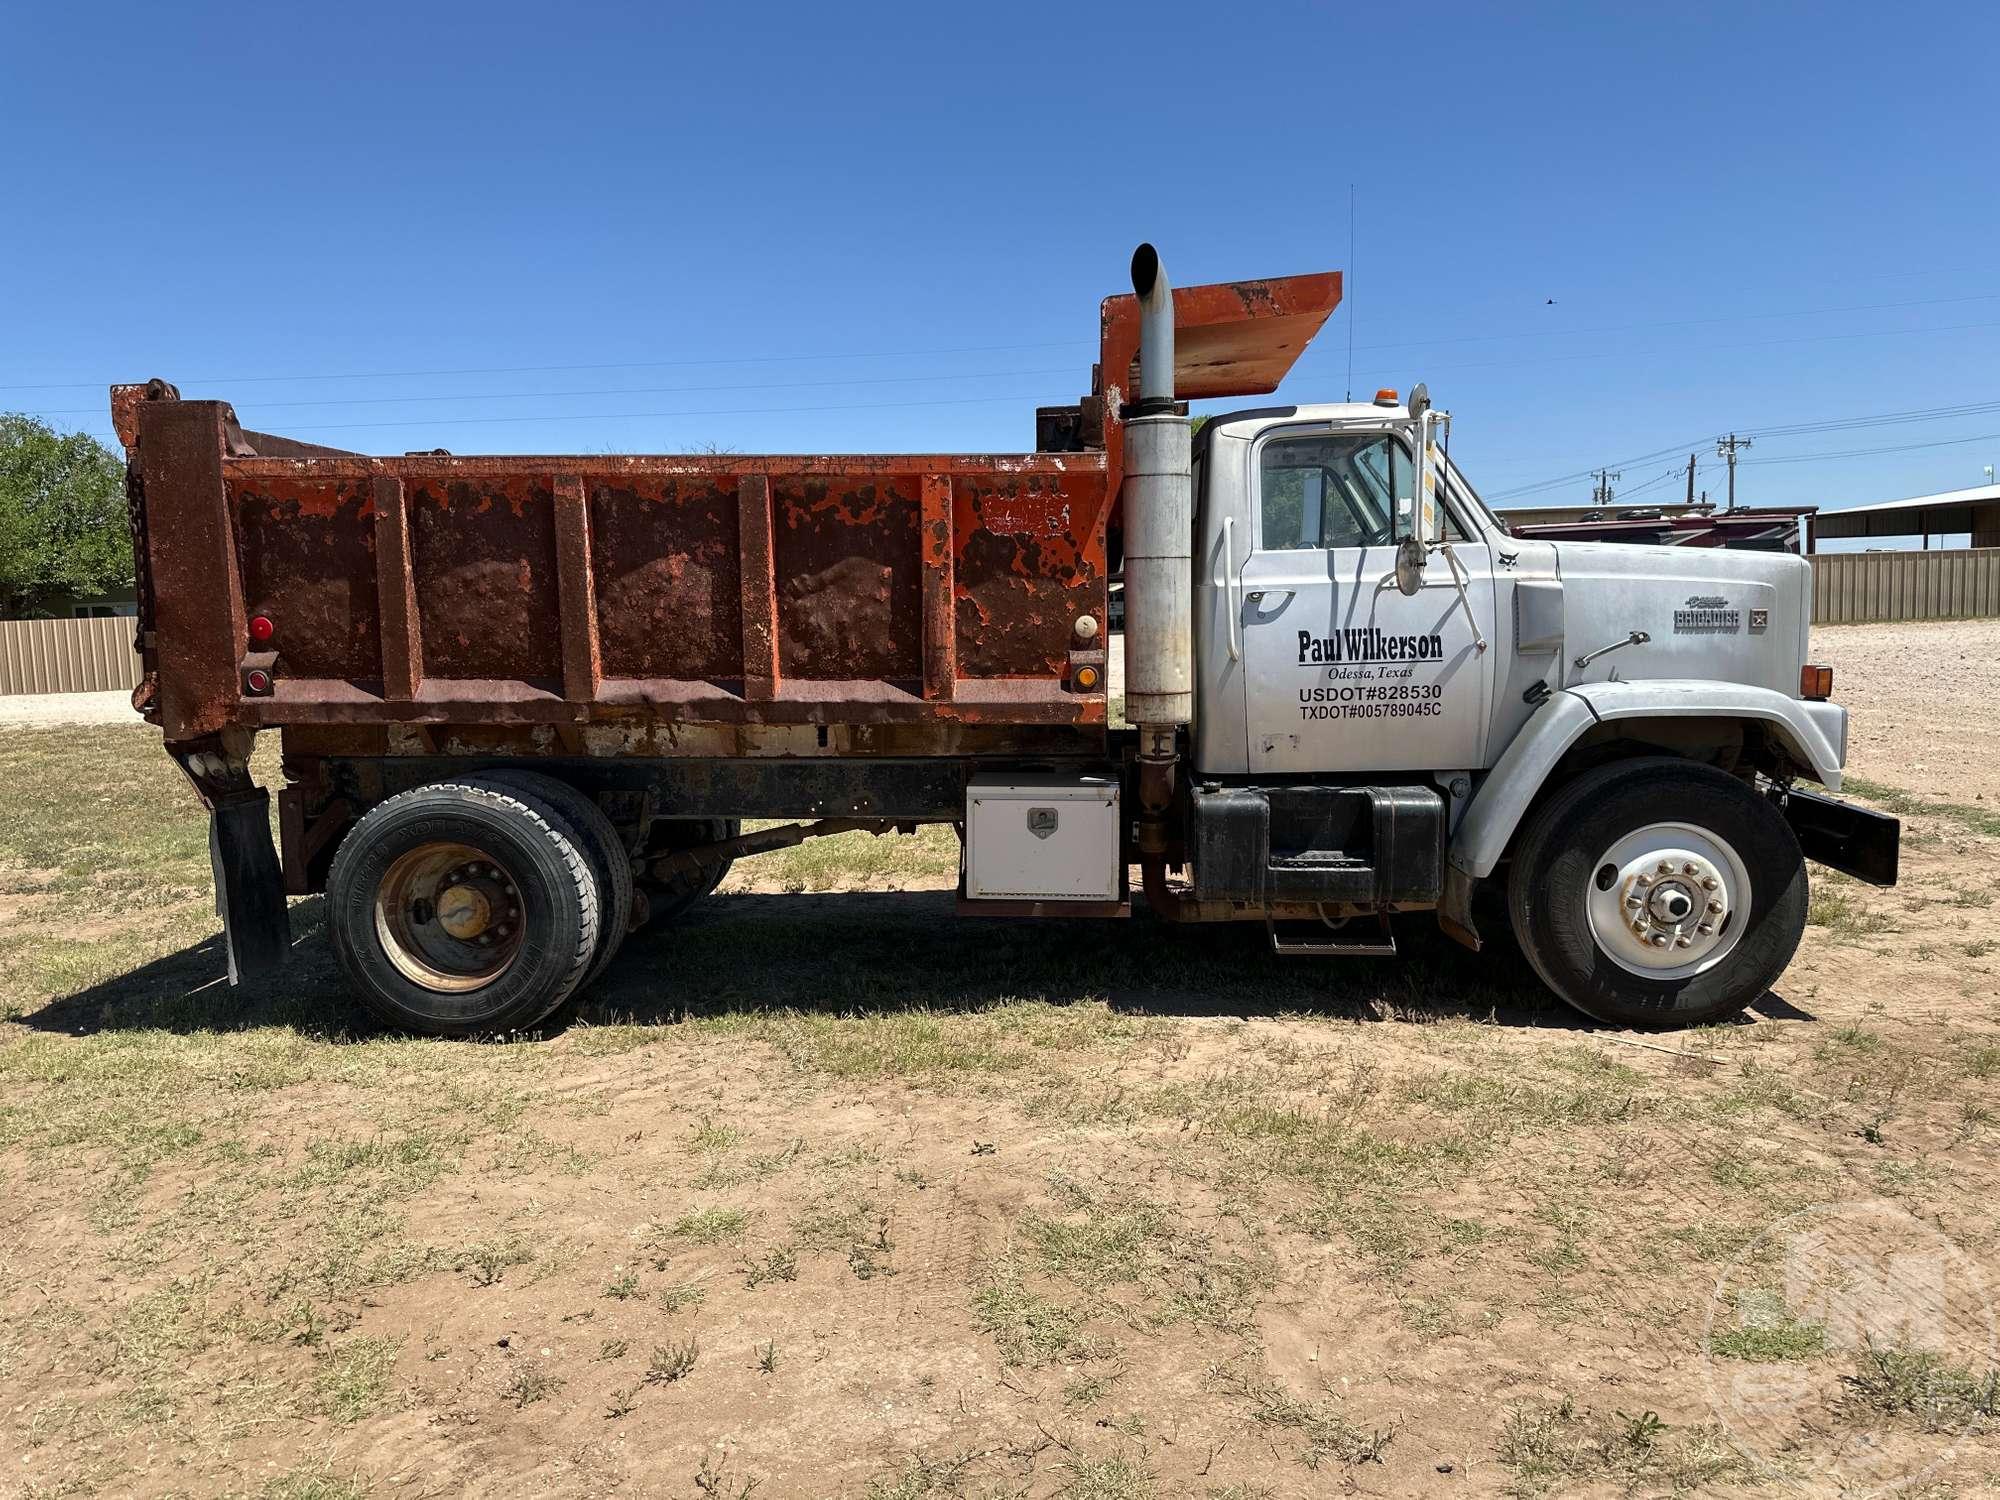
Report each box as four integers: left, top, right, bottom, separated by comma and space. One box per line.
1116, 365, 1897, 1029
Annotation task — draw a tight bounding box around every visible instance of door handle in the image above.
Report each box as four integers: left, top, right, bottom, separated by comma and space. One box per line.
1222, 517, 1242, 661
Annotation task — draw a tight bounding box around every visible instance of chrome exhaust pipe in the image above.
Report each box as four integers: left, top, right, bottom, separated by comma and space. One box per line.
1121, 242, 1193, 918
1130, 243, 1176, 414
1121, 244, 1192, 736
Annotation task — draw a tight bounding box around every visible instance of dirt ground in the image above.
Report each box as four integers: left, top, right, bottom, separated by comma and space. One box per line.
1, 630, 1997, 1499
0, 688, 139, 727
1814, 618, 2000, 803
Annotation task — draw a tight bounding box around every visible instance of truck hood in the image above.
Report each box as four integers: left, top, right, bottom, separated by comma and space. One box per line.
1546, 541, 1811, 698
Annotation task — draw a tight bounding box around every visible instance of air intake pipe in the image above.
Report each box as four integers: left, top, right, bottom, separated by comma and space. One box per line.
1120, 244, 1193, 883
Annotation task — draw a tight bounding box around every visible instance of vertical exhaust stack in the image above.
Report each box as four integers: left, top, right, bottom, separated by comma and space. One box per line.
1123, 245, 1191, 915
1121, 244, 1194, 779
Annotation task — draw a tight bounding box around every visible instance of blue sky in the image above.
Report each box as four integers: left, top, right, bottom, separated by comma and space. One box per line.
4, 1, 1996, 526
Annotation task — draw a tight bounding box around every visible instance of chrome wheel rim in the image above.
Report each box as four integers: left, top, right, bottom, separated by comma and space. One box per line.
374, 841, 523, 993
1584, 821, 1751, 981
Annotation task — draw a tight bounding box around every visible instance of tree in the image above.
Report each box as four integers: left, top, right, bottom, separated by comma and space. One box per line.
0, 415, 132, 618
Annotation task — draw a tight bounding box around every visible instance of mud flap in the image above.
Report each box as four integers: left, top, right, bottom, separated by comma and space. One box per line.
210, 790, 291, 985
1777, 785, 1901, 887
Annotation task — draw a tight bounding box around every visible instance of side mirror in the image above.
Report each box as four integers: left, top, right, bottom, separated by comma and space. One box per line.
1391, 382, 1445, 595
1394, 535, 1426, 596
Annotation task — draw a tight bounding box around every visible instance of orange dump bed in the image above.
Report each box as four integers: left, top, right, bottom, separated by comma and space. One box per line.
115, 269, 1338, 752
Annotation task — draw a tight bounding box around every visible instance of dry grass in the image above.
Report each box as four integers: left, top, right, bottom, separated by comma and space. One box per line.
0, 720, 1997, 1494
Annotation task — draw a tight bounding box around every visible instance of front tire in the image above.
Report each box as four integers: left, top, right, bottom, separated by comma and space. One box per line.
1507, 758, 1807, 1028
326, 781, 600, 1036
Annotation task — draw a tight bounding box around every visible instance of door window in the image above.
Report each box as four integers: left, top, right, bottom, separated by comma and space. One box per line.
1258, 433, 1408, 551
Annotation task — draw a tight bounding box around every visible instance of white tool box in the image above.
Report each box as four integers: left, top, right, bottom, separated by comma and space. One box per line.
963, 772, 1121, 902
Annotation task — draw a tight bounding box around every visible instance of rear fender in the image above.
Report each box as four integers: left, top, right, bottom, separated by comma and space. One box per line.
1450, 681, 1847, 882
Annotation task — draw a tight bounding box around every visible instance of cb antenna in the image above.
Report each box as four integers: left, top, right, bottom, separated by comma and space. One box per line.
1345, 183, 1356, 403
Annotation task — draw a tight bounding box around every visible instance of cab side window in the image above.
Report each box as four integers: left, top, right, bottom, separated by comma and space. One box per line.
1258, 433, 1406, 551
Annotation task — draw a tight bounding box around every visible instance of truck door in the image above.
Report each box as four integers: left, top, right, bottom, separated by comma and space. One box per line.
1237, 427, 1495, 773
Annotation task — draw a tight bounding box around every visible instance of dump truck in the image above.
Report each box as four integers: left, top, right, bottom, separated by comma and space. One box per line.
112, 245, 1900, 1037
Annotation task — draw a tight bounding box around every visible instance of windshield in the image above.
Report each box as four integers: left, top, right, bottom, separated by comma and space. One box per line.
1258, 424, 1496, 548
1259, 431, 1408, 549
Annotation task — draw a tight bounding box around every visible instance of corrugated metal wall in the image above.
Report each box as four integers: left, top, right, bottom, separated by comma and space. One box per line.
0, 616, 141, 695
3, 554, 1993, 694
1811, 547, 2000, 625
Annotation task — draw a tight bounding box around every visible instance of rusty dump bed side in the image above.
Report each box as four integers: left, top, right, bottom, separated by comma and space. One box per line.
125, 405, 1112, 749
116, 269, 1339, 757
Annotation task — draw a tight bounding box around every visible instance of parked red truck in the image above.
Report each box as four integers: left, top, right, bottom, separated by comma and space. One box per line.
115, 246, 1896, 1036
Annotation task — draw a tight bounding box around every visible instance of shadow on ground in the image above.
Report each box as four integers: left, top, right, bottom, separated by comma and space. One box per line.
14, 888, 1804, 1039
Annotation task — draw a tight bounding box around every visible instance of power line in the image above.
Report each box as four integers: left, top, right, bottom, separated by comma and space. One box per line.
27, 308, 1997, 435
10, 279, 2000, 398
1619, 467, 1686, 502
264, 390, 1060, 434
1345, 289, 2000, 357
1344, 182, 1356, 403
23, 364, 1079, 418
1489, 395, 2000, 500
1346, 316, 2000, 388
0, 338, 1092, 394
1738, 427, 2000, 466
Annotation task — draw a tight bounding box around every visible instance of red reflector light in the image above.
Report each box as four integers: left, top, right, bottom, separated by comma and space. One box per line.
249, 614, 275, 643
245, 668, 272, 694
1800, 664, 1832, 700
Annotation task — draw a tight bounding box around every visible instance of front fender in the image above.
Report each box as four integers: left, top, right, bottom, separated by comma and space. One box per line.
1449, 681, 1847, 880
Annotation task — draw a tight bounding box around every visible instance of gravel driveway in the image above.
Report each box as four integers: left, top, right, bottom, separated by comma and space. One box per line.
1813, 617, 2000, 803
0, 690, 141, 728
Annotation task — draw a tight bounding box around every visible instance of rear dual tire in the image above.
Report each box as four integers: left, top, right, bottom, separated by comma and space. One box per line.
327, 780, 605, 1037
477, 768, 635, 991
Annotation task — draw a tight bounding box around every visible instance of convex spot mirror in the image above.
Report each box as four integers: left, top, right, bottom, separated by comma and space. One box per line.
1394, 536, 1426, 596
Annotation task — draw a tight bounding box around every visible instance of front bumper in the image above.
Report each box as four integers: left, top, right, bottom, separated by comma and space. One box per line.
1774, 785, 1900, 887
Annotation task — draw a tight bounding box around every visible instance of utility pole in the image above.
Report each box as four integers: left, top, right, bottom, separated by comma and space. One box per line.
1685, 454, 1697, 508
1591, 468, 1621, 507
1717, 433, 1753, 511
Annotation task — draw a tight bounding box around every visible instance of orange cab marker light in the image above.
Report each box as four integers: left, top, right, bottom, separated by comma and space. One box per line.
1373, 388, 1399, 407
1073, 665, 1101, 691
1801, 664, 1833, 700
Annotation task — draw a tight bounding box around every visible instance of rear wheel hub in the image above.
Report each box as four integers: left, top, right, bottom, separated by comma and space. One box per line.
374, 844, 524, 992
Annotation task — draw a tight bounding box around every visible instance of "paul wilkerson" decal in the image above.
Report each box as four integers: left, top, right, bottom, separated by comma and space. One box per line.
1297, 628, 1445, 665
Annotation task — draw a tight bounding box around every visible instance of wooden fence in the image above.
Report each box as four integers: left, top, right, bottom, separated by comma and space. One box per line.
1811, 546, 2000, 625
0, 616, 141, 695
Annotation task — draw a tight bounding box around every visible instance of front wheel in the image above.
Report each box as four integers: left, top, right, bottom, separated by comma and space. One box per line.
1507, 759, 1808, 1028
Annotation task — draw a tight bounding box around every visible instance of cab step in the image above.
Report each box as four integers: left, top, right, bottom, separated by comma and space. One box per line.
1266, 914, 1398, 957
